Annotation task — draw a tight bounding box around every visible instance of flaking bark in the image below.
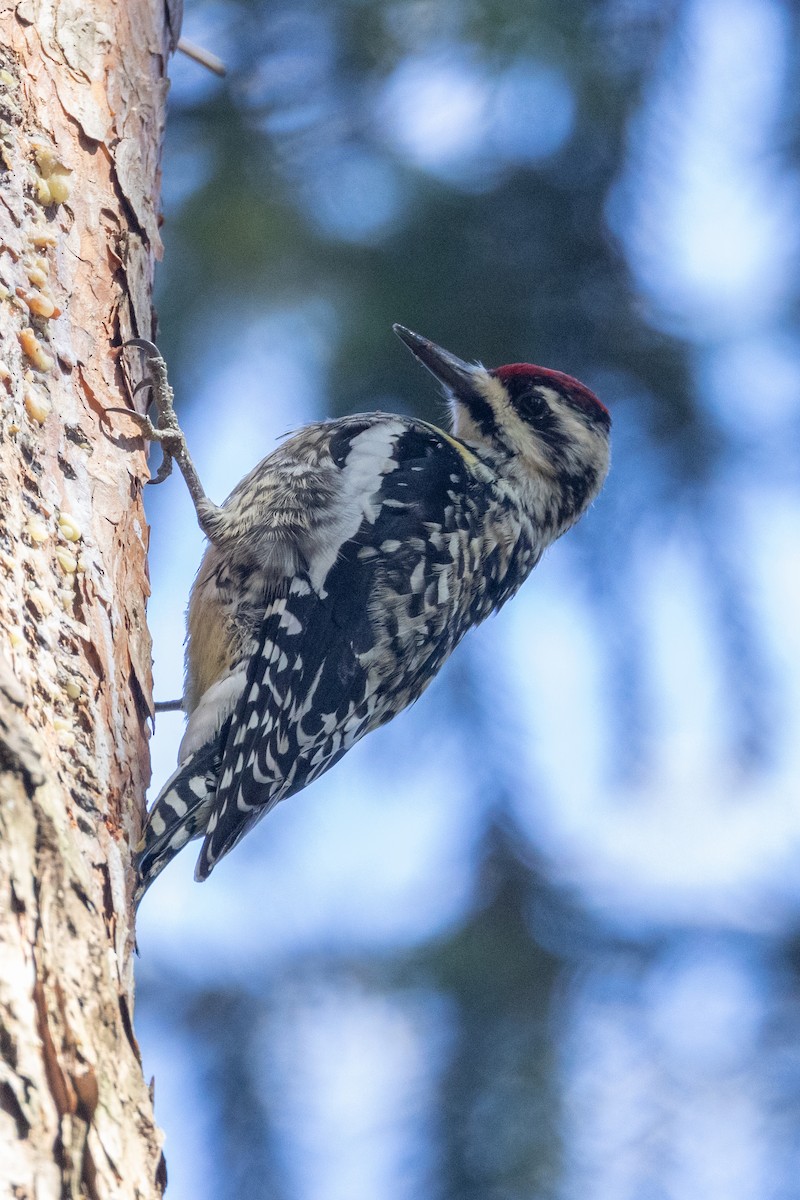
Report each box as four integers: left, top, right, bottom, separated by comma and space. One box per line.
0, 1, 173, 1194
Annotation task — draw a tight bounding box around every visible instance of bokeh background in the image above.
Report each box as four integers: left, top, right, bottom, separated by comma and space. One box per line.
134, 1, 800, 1196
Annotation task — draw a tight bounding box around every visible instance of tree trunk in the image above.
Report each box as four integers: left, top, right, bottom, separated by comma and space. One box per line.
0, 1, 176, 1194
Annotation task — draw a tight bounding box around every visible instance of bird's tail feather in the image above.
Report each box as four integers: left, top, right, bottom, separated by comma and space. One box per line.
134, 737, 223, 904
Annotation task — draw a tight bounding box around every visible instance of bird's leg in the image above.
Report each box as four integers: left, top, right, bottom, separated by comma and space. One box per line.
113, 340, 222, 538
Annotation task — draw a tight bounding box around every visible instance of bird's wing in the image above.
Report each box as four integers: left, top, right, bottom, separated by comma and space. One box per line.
194, 419, 482, 879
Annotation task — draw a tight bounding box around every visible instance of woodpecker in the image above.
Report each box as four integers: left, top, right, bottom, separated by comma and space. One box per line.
125, 327, 610, 900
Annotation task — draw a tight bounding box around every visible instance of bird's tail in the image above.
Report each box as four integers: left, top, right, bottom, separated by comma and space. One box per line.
134, 737, 224, 905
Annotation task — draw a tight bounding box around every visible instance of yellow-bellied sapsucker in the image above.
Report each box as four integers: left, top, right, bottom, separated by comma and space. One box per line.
126, 327, 610, 900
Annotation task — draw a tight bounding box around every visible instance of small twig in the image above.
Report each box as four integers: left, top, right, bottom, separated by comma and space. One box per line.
177, 37, 227, 77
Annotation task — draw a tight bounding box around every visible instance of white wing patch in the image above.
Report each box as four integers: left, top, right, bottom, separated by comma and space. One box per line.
305, 419, 405, 595
341, 420, 404, 519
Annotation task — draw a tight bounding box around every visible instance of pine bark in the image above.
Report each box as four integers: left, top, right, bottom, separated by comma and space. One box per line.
0, 1, 176, 1194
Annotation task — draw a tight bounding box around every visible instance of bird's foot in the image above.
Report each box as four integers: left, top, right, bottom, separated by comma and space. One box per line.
116, 339, 187, 486
108, 340, 220, 535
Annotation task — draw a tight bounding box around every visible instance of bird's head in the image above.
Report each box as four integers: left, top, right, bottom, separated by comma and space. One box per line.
393, 325, 610, 510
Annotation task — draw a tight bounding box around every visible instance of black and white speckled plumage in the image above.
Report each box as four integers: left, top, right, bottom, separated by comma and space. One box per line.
134, 328, 610, 899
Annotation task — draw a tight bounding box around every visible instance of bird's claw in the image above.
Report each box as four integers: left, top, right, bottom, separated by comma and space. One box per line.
112, 340, 188, 486
104, 405, 159, 441
110, 340, 215, 529
148, 449, 176, 486
132, 376, 154, 401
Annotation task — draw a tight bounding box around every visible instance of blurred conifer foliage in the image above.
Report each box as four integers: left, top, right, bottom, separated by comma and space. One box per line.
143, 0, 800, 1196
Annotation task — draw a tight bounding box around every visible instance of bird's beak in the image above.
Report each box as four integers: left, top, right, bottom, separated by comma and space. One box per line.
393, 324, 483, 394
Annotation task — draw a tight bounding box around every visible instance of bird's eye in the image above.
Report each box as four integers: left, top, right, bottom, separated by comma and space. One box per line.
511, 385, 550, 426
